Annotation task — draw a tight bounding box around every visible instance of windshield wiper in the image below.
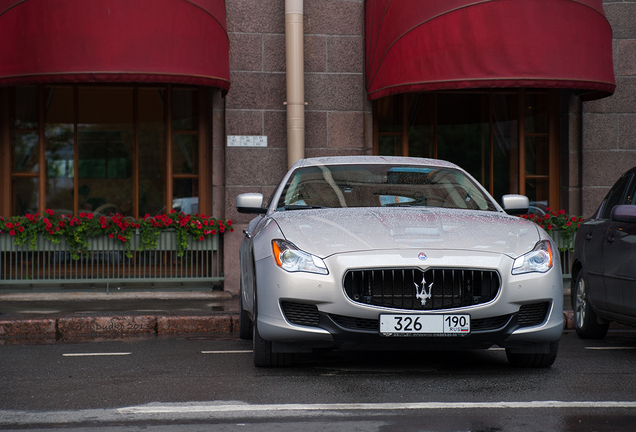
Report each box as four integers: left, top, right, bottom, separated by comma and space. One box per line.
282, 205, 329, 211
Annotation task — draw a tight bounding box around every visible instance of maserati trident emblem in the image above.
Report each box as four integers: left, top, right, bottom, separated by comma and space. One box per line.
415, 274, 433, 306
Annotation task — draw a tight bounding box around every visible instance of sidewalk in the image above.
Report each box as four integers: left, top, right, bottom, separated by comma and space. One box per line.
0, 291, 240, 345
0, 289, 580, 345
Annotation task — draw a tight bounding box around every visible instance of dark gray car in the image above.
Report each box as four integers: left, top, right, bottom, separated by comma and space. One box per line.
572, 167, 636, 338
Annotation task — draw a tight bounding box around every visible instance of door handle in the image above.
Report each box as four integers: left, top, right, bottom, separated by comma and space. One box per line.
243, 229, 252, 239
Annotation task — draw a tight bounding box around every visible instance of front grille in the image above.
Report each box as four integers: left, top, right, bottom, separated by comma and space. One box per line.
344, 268, 500, 311
281, 301, 320, 327
518, 302, 550, 327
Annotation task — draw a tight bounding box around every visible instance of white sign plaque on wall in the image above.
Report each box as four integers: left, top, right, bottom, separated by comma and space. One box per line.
227, 135, 268, 147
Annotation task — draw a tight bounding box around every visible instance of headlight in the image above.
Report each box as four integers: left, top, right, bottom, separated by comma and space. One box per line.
271, 239, 328, 275
512, 240, 554, 275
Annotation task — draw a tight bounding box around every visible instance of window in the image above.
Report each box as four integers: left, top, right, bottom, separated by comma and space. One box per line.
600, 174, 632, 220
374, 90, 560, 208
3, 85, 209, 218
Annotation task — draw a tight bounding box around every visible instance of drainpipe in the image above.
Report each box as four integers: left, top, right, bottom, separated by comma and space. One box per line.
285, 0, 305, 168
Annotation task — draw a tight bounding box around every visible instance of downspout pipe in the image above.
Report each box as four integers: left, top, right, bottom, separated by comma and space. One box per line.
285, 0, 305, 168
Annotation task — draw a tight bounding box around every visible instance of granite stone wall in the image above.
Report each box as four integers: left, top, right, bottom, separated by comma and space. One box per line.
581, 1, 636, 216
222, 0, 370, 294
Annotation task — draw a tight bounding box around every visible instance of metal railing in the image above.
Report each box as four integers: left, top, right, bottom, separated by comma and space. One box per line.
0, 231, 223, 288
550, 230, 573, 281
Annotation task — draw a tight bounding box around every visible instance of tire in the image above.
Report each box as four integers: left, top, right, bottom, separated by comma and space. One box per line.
505, 340, 559, 368
238, 286, 253, 340
251, 289, 294, 367
253, 319, 294, 367
572, 273, 609, 340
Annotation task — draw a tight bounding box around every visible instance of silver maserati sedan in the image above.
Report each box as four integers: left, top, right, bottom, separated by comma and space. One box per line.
237, 156, 563, 367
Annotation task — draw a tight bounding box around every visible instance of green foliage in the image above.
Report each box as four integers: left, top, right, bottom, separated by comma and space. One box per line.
0, 209, 233, 259
519, 207, 584, 251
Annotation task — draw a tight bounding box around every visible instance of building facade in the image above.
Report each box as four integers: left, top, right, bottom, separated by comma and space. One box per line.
0, 0, 631, 294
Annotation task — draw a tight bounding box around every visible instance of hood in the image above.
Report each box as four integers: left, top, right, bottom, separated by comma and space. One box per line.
271, 207, 540, 259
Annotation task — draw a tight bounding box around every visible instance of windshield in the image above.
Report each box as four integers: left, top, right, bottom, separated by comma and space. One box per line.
276, 164, 498, 212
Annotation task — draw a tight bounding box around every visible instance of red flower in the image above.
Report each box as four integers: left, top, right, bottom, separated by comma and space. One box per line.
79, 212, 86, 218
546, 207, 551, 212
543, 214, 550, 219
211, 229, 217, 235
6, 223, 13, 229
170, 209, 176, 214
9, 230, 15, 236
558, 209, 565, 215
227, 220, 233, 226
566, 221, 571, 227
43, 218, 49, 224
199, 236, 205, 241
87, 213, 93, 220
18, 226, 24, 233
59, 221, 65, 228
108, 233, 114, 239
45, 209, 54, 216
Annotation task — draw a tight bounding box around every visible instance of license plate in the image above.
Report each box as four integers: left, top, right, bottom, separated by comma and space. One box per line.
380, 314, 470, 336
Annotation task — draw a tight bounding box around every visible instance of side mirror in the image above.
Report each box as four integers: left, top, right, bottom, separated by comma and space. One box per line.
502, 194, 529, 216
611, 205, 636, 223
236, 193, 268, 214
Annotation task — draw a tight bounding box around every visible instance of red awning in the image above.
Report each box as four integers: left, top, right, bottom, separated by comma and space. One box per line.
0, 0, 230, 92
366, 0, 615, 101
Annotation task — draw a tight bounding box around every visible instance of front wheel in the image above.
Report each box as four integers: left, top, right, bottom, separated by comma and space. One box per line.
253, 319, 294, 367
572, 273, 609, 339
505, 340, 559, 368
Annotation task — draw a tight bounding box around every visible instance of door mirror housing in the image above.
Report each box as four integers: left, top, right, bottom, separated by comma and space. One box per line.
611, 204, 636, 223
502, 194, 529, 216
237, 193, 268, 214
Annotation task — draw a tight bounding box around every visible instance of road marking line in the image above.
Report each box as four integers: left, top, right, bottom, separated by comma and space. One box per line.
201, 350, 253, 354
585, 347, 636, 350
117, 401, 636, 415
63, 352, 132, 357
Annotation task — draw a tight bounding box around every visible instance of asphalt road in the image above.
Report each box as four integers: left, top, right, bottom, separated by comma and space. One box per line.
1, 330, 635, 431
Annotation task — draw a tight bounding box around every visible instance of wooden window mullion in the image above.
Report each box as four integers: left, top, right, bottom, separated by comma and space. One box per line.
1, 89, 10, 217
38, 85, 46, 214
166, 85, 173, 214
73, 86, 79, 216
133, 88, 139, 219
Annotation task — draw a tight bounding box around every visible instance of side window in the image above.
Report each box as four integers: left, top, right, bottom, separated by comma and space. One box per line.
624, 176, 636, 205
601, 174, 632, 219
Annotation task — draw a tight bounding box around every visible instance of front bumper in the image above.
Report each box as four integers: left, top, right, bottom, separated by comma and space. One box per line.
255, 249, 564, 353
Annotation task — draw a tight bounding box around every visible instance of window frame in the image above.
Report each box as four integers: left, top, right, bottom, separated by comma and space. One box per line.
372, 89, 560, 209
1, 84, 210, 218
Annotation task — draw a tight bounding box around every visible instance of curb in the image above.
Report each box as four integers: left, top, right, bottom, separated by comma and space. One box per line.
0, 313, 239, 345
